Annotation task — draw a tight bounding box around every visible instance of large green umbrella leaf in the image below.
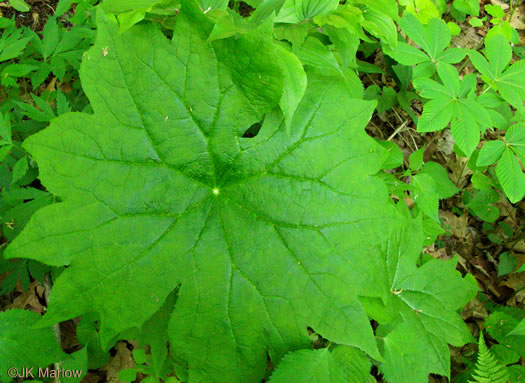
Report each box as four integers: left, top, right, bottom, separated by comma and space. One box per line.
4, 2, 476, 382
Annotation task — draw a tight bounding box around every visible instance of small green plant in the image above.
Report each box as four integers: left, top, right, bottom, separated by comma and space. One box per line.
389, 13, 466, 79
118, 348, 180, 383
469, 333, 509, 383
0, 7, 96, 92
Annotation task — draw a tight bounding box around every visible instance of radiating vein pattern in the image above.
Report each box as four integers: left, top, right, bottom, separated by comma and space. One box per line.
5, 3, 478, 383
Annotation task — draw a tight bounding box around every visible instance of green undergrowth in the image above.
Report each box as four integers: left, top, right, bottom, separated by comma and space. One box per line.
0, 0, 524, 382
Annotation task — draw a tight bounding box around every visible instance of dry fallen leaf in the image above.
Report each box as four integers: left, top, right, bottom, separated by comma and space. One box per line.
506, 238, 525, 254
462, 295, 489, 320
6, 280, 46, 314
440, 210, 469, 239
102, 342, 137, 383
436, 129, 455, 156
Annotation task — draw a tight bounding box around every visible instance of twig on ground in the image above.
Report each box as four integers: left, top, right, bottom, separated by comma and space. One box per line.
387, 119, 410, 141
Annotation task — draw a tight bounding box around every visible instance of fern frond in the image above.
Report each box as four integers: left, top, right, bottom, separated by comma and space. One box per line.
468, 333, 509, 383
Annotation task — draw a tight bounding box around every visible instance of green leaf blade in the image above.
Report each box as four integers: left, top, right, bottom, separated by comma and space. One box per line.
388, 42, 430, 66
468, 49, 494, 79
417, 97, 455, 132
268, 349, 345, 383
295, 0, 340, 20
508, 318, 525, 336
0, 309, 67, 381
42, 17, 59, 61
485, 34, 512, 76
477, 140, 505, 166
506, 124, 525, 164
496, 148, 525, 203
275, 44, 307, 130
496, 60, 525, 109
450, 101, 481, 156
8, 0, 30, 12
6, 6, 394, 380
437, 47, 466, 64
